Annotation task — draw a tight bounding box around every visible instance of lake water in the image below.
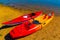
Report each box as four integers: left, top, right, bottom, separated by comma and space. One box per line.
0, 0, 60, 15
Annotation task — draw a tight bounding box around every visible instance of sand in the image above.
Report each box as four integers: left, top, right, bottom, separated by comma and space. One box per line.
0, 5, 60, 40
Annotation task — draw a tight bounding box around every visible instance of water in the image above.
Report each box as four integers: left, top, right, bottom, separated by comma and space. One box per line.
0, 0, 60, 7
0, 0, 60, 15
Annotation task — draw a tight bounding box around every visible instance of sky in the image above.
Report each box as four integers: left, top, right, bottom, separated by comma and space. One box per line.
0, 0, 60, 7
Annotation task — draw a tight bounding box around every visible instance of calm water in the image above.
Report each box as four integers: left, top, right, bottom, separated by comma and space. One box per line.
0, 0, 60, 7
0, 0, 60, 15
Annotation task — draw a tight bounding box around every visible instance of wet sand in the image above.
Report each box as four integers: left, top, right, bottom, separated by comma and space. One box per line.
0, 5, 60, 40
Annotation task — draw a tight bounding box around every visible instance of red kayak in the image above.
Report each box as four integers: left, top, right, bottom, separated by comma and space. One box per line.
2, 11, 42, 25
9, 20, 42, 39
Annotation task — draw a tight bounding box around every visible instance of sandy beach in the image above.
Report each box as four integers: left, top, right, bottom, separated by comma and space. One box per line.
0, 5, 60, 40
